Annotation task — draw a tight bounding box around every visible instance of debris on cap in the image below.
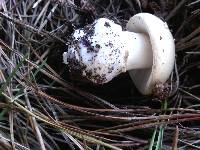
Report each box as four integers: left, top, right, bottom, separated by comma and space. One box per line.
63, 18, 129, 84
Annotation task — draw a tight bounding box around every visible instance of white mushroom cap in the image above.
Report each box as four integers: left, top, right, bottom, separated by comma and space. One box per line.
63, 18, 128, 83
126, 13, 175, 95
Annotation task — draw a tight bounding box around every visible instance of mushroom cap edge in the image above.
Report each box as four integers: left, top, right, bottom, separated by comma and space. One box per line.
126, 13, 175, 95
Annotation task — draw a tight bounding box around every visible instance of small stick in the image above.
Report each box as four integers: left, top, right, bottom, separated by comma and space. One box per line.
172, 126, 179, 150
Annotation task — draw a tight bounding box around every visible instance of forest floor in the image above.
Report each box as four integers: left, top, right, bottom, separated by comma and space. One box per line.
0, 0, 200, 150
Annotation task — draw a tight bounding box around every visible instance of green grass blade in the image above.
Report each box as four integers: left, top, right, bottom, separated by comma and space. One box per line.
0, 108, 9, 121
155, 99, 167, 150
155, 125, 164, 150
33, 58, 47, 77
148, 127, 157, 150
0, 54, 28, 95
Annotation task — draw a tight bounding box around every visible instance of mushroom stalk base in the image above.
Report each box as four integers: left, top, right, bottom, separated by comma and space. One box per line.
123, 32, 153, 70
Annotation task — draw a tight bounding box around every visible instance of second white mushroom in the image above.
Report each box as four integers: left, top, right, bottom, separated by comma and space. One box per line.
63, 13, 175, 95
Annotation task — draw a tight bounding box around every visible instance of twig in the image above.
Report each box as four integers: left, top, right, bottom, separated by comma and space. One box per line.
172, 125, 179, 150
24, 89, 46, 150
166, 0, 187, 21
0, 12, 66, 44
9, 110, 15, 149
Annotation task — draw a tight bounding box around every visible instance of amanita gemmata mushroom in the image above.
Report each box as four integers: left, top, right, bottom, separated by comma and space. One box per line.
63, 13, 175, 95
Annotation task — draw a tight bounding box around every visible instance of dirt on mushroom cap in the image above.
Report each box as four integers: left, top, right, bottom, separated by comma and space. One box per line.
64, 18, 128, 84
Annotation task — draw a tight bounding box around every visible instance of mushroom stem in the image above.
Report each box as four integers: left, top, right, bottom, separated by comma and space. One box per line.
123, 31, 153, 70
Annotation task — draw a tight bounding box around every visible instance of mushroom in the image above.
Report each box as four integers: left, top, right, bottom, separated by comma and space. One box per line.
63, 13, 175, 95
